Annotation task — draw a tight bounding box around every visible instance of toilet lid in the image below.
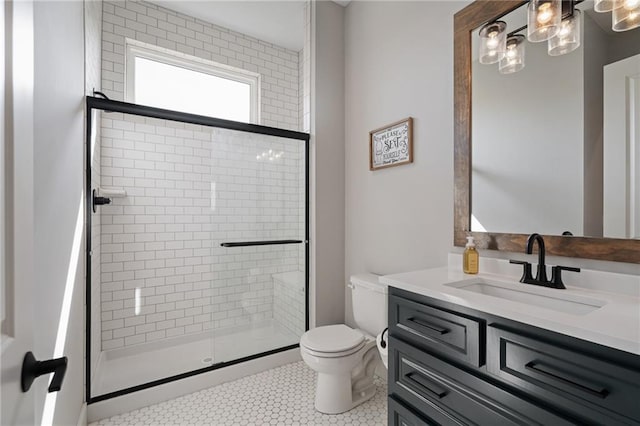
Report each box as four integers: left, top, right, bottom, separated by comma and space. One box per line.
300, 324, 365, 353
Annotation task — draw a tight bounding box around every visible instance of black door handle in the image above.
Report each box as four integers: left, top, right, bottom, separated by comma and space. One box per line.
525, 361, 609, 399
405, 372, 448, 399
408, 317, 450, 335
21, 351, 68, 393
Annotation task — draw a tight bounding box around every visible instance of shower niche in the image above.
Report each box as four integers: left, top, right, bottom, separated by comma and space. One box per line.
86, 97, 309, 401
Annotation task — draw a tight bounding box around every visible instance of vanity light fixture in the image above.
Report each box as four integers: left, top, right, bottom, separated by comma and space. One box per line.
478, 21, 507, 64
527, 0, 562, 42
548, 9, 581, 55
478, 1, 586, 73
499, 35, 526, 73
612, 0, 640, 31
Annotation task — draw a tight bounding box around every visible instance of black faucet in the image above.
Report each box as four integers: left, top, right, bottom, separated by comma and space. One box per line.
510, 233, 580, 289
526, 233, 548, 283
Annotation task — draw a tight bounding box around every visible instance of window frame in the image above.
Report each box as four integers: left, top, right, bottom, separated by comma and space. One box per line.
124, 39, 260, 124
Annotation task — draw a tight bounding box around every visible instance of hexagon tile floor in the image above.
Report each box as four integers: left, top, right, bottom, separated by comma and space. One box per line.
89, 361, 387, 426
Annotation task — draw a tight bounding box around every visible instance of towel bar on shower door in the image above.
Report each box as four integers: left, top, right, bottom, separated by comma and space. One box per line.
220, 240, 304, 247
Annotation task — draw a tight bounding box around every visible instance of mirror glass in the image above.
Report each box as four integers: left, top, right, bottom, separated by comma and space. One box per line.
471, 0, 640, 239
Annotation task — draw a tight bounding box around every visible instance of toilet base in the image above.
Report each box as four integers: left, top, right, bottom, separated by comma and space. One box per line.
314, 372, 376, 414
306, 343, 380, 414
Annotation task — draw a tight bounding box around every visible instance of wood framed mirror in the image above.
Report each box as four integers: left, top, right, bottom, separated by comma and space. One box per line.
454, 0, 640, 263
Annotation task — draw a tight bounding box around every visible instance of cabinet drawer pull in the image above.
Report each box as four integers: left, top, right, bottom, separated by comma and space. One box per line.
525, 361, 609, 399
408, 317, 450, 335
405, 372, 448, 399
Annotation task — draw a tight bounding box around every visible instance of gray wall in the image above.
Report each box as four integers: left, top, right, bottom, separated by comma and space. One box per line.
311, 1, 346, 327
344, 1, 465, 325
34, 1, 85, 424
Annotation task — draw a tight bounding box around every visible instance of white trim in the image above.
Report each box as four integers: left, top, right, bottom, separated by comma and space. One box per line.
76, 403, 87, 426
124, 39, 260, 124
0, 0, 5, 326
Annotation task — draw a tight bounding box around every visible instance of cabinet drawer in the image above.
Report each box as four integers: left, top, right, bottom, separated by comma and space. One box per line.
390, 295, 484, 367
487, 325, 640, 424
389, 396, 435, 426
390, 337, 573, 426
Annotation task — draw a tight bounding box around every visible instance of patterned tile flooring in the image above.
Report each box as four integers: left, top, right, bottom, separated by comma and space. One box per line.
90, 361, 387, 425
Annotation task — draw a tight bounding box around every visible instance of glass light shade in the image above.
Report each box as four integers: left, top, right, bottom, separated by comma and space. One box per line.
528, 0, 561, 42
478, 21, 507, 64
612, 0, 640, 31
548, 10, 581, 56
499, 35, 526, 74
594, 0, 621, 12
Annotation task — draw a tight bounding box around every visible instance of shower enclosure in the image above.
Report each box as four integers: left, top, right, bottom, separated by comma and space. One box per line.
86, 96, 309, 402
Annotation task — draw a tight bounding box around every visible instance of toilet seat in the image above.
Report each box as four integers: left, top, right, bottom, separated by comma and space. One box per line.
300, 325, 365, 357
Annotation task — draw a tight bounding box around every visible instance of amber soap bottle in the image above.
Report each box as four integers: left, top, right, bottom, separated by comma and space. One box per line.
463, 236, 479, 274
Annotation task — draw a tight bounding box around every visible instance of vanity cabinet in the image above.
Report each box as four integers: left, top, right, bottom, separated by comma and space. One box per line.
388, 287, 640, 426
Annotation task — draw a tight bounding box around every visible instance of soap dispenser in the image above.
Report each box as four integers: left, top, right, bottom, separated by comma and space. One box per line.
463, 235, 479, 274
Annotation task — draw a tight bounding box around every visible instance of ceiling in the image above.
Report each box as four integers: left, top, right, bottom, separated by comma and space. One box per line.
149, 1, 307, 51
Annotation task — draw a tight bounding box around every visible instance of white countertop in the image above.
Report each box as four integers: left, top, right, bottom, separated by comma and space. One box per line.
380, 255, 640, 356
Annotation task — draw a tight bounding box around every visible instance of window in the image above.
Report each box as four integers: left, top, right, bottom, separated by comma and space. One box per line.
125, 41, 260, 123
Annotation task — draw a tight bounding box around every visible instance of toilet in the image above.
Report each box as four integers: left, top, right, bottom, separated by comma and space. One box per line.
300, 274, 388, 414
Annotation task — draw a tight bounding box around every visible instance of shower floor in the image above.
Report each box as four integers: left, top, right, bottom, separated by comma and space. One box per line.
91, 320, 299, 397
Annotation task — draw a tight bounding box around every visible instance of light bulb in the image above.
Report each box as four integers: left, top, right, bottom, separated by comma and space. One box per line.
537, 3, 553, 23
499, 35, 525, 74
528, 0, 561, 42
549, 10, 580, 56
486, 33, 499, 48
478, 21, 507, 64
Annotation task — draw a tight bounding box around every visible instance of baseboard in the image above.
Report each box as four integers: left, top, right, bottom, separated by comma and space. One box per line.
77, 403, 87, 426
87, 348, 301, 423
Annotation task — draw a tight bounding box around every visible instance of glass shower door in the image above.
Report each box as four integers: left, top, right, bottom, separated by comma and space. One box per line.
87, 98, 308, 401
209, 127, 306, 363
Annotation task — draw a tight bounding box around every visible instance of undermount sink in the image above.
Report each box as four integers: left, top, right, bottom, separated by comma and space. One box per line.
444, 278, 606, 315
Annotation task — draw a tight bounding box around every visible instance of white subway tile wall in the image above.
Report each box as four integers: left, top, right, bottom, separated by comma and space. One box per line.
100, 0, 300, 131
301, 2, 311, 134
273, 271, 306, 337
99, 114, 305, 350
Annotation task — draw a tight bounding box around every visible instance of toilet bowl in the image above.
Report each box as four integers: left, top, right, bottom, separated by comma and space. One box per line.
300, 274, 388, 414
300, 325, 379, 414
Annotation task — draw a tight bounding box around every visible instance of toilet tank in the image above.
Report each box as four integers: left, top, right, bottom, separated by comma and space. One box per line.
350, 274, 388, 337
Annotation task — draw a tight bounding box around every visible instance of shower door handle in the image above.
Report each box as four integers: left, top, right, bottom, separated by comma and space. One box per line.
220, 240, 303, 247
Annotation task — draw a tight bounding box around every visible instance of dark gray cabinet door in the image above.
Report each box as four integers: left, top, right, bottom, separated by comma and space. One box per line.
390, 336, 574, 426
389, 396, 440, 426
390, 295, 484, 367
487, 324, 640, 424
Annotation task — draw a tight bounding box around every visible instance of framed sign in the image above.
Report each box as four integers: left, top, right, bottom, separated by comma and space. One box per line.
369, 117, 413, 171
